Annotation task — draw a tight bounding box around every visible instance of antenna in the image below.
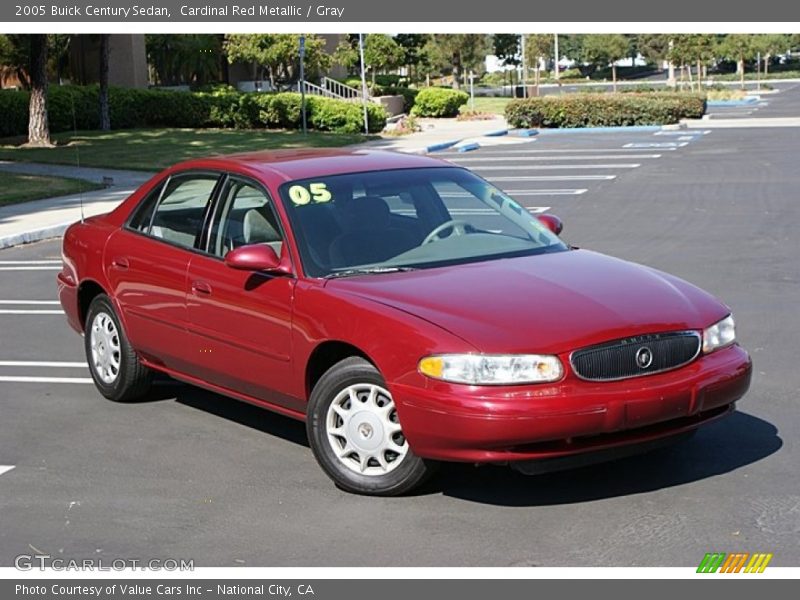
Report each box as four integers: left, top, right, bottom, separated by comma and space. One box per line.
69, 89, 84, 223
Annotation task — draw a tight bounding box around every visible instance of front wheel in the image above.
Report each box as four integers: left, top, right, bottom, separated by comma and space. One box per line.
306, 357, 436, 496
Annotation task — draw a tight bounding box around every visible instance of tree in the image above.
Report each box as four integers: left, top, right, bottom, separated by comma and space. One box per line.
146, 34, 223, 86
424, 34, 491, 89
336, 34, 404, 86
582, 34, 630, 91
670, 35, 716, 90
394, 34, 430, 81
99, 34, 110, 131
718, 35, 758, 89
493, 34, 521, 67
523, 34, 553, 96
752, 34, 790, 75
224, 34, 331, 89
26, 34, 51, 147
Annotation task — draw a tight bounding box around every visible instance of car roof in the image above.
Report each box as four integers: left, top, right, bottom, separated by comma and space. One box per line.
170, 148, 455, 184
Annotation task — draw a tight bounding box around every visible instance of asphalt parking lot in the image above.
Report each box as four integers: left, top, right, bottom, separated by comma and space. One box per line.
0, 84, 798, 568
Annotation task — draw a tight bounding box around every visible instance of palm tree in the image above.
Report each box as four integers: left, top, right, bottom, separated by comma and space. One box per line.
26, 34, 51, 147
99, 34, 110, 131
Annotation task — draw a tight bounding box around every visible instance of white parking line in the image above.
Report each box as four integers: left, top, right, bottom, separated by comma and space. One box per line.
439, 147, 677, 155
0, 361, 87, 368
0, 376, 93, 384
473, 164, 641, 171
0, 466, 15, 477
654, 130, 710, 136
507, 189, 588, 196
452, 154, 661, 162
488, 175, 617, 181
0, 267, 61, 271
0, 309, 64, 315
0, 260, 60, 265
0, 300, 60, 305
623, 142, 688, 148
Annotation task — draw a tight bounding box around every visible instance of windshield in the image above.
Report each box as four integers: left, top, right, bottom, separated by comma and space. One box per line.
278, 166, 568, 277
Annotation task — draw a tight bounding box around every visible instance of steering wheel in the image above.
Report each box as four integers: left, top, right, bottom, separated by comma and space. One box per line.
422, 220, 471, 245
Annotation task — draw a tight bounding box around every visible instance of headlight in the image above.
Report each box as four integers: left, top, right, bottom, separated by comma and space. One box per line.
703, 314, 736, 354
418, 354, 563, 385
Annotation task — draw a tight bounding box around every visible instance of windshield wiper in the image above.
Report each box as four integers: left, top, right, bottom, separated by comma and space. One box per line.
323, 266, 418, 279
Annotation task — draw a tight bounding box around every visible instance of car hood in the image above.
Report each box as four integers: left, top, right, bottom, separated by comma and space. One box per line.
326, 250, 729, 354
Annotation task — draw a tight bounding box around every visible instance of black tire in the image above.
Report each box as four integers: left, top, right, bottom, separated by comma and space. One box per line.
84, 294, 152, 402
306, 357, 436, 496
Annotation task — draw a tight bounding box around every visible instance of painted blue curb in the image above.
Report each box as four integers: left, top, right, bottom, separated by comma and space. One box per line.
515, 129, 539, 137
424, 140, 461, 153
456, 142, 481, 153
483, 129, 508, 137
707, 97, 759, 107
535, 125, 662, 135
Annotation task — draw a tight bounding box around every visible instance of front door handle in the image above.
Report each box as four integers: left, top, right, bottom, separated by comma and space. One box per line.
111, 257, 129, 270
191, 281, 212, 295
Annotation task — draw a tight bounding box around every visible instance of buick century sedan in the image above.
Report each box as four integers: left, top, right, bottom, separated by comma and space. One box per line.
58, 149, 752, 495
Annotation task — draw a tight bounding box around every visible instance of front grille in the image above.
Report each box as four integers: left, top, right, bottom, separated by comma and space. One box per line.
570, 331, 701, 381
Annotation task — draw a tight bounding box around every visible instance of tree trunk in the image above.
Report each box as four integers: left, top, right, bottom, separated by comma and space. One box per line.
765, 55, 770, 75
739, 57, 745, 89
667, 61, 676, 88
612, 64, 617, 92
452, 53, 461, 90
26, 34, 51, 147
696, 59, 703, 91
99, 34, 111, 131
534, 64, 540, 97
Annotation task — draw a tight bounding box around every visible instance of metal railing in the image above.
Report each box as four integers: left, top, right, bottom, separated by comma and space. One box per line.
298, 80, 367, 104
321, 77, 365, 101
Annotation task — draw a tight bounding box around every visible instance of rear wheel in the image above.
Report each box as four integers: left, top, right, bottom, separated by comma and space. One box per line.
306, 357, 436, 496
84, 294, 152, 402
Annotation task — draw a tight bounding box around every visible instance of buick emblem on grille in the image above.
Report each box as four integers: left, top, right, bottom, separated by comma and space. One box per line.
635, 346, 654, 369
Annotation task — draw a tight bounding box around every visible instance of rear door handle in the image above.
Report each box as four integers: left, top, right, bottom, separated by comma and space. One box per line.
111, 257, 129, 270
191, 281, 212, 295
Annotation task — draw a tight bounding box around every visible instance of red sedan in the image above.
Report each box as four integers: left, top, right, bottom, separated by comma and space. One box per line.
58, 149, 752, 495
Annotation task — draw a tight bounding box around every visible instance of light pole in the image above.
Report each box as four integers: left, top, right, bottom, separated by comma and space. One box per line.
554, 33, 560, 84
520, 33, 527, 98
299, 35, 307, 136
358, 33, 369, 135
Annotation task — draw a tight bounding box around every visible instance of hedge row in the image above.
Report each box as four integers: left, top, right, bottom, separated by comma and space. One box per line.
410, 87, 469, 118
505, 93, 707, 128
0, 85, 387, 137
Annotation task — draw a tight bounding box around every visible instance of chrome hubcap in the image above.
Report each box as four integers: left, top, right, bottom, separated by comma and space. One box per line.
90, 312, 121, 384
326, 383, 408, 476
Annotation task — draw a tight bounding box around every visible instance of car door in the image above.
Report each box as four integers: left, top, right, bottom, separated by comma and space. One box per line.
185, 175, 300, 411
105, 171, 221, 373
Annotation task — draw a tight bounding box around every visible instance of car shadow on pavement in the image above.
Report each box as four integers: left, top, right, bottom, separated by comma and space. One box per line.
428, 411, 781, 506
148, 380, 310, 448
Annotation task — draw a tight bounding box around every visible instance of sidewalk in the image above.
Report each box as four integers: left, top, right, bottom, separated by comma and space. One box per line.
0, 119, 526, 249
361, 116, 529, 153
0, 163, 153, 249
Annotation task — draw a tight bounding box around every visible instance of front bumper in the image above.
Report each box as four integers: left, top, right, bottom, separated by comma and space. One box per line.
391, 344, 752, 463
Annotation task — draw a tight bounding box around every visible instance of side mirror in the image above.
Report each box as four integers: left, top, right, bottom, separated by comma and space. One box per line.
537, 214, 564, 236
224, 244, 292, 275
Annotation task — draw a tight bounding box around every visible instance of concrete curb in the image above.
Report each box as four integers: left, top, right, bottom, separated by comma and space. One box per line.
707, 97, 760, 107
456, 142, 481, 153
424, 140, 462, 153
0, 221, 73, 250
534, 125, 663, 135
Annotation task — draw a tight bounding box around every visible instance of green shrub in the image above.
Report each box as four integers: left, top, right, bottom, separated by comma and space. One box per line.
0, 90, 29, 137
0, 85, 387, 137
505, 93, 707, 128
410, 87, 469, 118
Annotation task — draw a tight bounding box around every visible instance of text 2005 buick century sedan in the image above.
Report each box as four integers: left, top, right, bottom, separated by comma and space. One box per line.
58, 149, 752, 495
